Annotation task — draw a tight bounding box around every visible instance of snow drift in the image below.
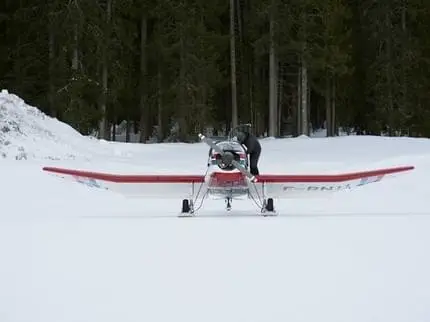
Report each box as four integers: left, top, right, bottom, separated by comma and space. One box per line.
0, 90, 97, 160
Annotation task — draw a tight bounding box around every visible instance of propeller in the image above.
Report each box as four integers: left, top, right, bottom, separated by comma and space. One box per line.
199, 133, 257, 182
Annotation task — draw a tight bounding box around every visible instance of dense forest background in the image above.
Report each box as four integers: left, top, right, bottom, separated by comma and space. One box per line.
1, 0, 430, 142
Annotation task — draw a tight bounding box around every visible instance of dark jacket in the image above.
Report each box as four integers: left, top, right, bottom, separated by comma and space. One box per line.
239, 132, 261, 175
240, 133, 261, 156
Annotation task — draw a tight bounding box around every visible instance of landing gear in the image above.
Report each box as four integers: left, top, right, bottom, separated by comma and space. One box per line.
179, 199, 195, 217
225, 197, 232, 211
178, 196, 276, 217
261, 198, 276, 216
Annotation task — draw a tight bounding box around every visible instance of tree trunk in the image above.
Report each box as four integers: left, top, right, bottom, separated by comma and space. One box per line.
251, 47, 259, 130
385, 8, 394, 135
72, 24, 78, 76
138, 13, 148, 143
300, 56, 309, 135
111, 122, 116, 141
325, 73, 333, 136
230, 0, 238, 128
99, 0, 112, 140
125, 120, 131, 142
268, 0, 278, 137
157, 62, 163, 142
401, 3, 407, 128
48, 27, 56, 117
296, 65, 302, 135
332, 79, 336, 135
307, 70, 311, 133
400, 2, 408, 134
278, 64, 283, 136
178, 24, 187, 141
249, 62, 254, 128
70, 22, 79, 130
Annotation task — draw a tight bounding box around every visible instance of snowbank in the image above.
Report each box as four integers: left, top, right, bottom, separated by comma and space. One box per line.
0, 90, 97, 161
0, 91, 208, 173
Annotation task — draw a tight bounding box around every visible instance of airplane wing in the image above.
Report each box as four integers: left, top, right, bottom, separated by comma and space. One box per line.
42, 166, 206, 198
252, 165, 414, 199
43, 165, 414, 200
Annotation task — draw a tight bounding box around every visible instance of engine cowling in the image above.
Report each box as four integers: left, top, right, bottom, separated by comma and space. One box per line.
209, 141, 247, 171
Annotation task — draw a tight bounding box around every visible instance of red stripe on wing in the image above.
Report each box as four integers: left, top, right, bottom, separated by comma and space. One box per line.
42, 167, 205, 183
256, 166, 414, 183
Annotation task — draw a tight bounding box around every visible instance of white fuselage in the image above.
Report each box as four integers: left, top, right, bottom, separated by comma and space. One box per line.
205, 140, 250, 199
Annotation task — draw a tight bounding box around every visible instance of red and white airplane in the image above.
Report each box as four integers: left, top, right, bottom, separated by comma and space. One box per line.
43, 133, 414, 217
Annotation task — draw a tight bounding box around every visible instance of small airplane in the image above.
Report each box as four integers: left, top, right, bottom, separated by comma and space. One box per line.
43, 127, 415, 217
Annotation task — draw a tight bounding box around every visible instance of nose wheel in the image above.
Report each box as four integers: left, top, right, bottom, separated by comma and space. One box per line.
225, 197, 232, 211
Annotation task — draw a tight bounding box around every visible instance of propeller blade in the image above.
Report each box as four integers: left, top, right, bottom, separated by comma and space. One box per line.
198, 133, 224, 155
232, 159, 257, 182
199, 133, 257, 182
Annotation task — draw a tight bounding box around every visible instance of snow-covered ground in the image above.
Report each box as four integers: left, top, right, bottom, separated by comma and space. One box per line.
1, 90, 430, 322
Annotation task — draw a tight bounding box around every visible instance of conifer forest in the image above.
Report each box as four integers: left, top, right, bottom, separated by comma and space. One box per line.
1, 0, 430, 141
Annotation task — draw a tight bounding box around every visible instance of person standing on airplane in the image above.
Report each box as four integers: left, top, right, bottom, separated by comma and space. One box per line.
235, 124, 261, 176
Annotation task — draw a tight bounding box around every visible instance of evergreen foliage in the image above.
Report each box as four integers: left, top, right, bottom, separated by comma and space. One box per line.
1, 0, 429, 141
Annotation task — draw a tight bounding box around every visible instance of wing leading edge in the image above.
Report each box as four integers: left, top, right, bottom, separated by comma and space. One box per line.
255, 165, 414, 183
44, 165, 414, 184
42, 167, 205, 183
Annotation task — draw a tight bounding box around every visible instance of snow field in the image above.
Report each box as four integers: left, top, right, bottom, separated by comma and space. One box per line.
0, 90, 430, 322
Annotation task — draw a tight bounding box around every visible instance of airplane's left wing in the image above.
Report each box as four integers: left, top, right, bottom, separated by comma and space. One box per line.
252, 165, 414, 199
42, 166, 206, 198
